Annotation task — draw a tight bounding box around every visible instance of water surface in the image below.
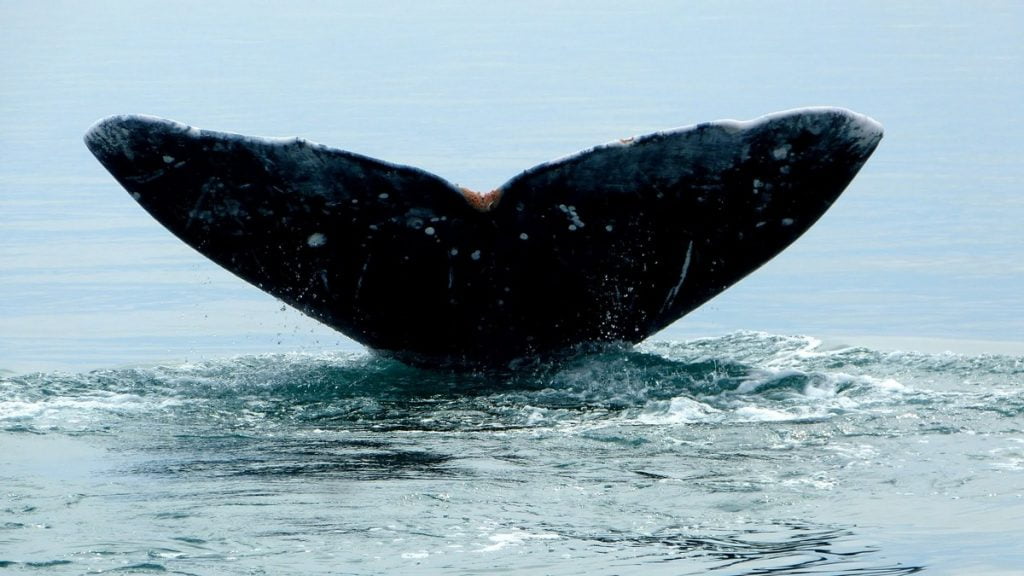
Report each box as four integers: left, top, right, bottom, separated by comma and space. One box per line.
3, 333, 1022, 574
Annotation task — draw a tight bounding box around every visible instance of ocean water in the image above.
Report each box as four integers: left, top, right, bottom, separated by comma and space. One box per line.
2, 1, 1022, 574
3, 333, 1023, 574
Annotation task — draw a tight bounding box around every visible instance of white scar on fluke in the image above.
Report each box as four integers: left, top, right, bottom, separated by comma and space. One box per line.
660, 240, 694, 316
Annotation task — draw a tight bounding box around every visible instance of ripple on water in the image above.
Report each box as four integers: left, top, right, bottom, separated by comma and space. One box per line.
1, 332, 1021, 574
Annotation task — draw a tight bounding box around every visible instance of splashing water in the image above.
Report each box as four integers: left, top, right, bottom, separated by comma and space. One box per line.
2, 332, 1022, 574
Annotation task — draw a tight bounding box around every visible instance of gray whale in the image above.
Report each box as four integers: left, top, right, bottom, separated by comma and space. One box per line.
84, 108, 882, 367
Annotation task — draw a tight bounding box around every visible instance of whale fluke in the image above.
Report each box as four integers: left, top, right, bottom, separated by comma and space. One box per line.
84, 108, 882, 367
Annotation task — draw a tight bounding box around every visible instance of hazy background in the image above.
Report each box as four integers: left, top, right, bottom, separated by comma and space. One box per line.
2, 0, 1021, 372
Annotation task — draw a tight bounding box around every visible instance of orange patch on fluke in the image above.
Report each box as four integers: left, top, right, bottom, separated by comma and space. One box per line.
461, 187, 503, 213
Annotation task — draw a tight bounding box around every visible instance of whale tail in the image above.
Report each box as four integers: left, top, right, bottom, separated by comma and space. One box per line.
85, 108, 882, 367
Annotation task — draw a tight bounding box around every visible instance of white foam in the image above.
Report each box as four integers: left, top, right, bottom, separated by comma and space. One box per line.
475, 528, 559, 553
733, 405, 794, 422
638, 397, 720, 425
0, 392, 182, 432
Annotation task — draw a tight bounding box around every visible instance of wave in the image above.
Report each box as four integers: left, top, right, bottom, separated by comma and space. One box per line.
3, 332, 1021, 437
4, 332, 1021, 575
